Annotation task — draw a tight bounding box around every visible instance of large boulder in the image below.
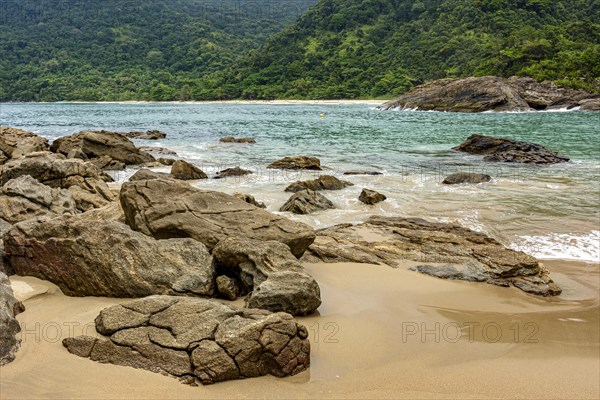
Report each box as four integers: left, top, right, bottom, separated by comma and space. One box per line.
3, 215, 216, 297
267, 156, 321, 170
280, 189, 335, 215
119, 179, 315, 257
214, 167, 252, 179
128, 169, 173, 182
453, 134, 570, 164
284, 175, 353, 192
0, 271, 24, 365
50, 130, 155, 166
63, 296, 310, 384
383, 76, 600, 112
170, 160, 208, 180
0, 176, 77, 224
0, 126, 49, 164
302, 216, 561, 296
442, 172, 491, 184
0, 152, 115, 211
212, 237, 321, 315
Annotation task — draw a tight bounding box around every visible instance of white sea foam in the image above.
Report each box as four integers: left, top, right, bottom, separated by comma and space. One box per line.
509, 231, 600, 262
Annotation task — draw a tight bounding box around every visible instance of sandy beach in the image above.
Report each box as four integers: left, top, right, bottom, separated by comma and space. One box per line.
2, 259, 598, 399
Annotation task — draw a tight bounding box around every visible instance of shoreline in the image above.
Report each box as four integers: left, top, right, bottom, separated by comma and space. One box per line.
1, 99, 387, 106
2, 258, 598, 399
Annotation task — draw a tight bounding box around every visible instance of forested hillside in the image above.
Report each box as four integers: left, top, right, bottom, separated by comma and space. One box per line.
0, 0, 316, 101
1, 0, 598, 101
201, 0, 600, 99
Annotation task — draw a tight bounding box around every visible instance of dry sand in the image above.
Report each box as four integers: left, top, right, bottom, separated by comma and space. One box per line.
1, 260, 598, 399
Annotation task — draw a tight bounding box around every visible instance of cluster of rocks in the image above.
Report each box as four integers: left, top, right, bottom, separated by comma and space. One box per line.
219, 136, 256, 144
383, 76, 600, 112
0, 127, 323, 384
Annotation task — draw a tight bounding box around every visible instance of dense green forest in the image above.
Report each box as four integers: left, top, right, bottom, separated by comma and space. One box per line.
1, 0, 599, 101
0, 0, 316, 101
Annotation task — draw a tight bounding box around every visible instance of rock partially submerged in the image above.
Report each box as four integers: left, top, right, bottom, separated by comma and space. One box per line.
358, 188, 386, 205
0, 126, 49, 164
170, 160, 208, 180
63, 296, 310, 384
280, 189, 335, 215
4, 215, 216, 297
302, 216, 561, 296
442, 172, 491, 184
267, 156, 321, 170
214, 167, 253, 179
122, 130, 167, 140
139, 147, 177, 156
213, 237, 321, 315
1, 271, 24, 365
219, 136, 256, 144
343, 170, 383, 176
120, 179, 315, 257
453, 134, 569, 164
284, 175, 353, 192
383, 76, 600, 112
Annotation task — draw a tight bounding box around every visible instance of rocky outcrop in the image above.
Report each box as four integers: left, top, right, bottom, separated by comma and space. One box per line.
212, 237, 321, 315
0, 271, 24, 365
120, 179, 315, 257
453, 134, 570, 164
267, 156, 321, 170
383, 76, 600, 112
302, 216, 561, 296
358, 188, 386, 205
63, 296, 310, 384
122, 130, 167, 140
442, 172, 491, 184
3, 215, 216, 297
214, 167, 252, 179
219, 136, 256, 144
233, 193, 266, 209
0, 152, 114, 211
128, 169, 173, 181
0, 176, 77, 223
0, 126, 49, 164
50, 130, 155, 167
284, 175, 353, 192
170, 160, 208, 180
280, 190, 335, 215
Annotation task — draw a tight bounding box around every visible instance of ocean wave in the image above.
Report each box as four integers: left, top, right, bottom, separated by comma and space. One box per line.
509, 231, 600, 262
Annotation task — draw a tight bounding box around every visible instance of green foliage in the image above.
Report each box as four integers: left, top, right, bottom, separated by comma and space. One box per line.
1, 0, 598, 101
201, 0, 600, 99
0, 0, 316, 101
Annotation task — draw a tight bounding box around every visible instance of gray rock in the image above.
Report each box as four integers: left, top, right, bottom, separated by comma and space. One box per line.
50, 130, 156, 166
128, 169, 173, 182
0, 176, 77, 223
120, 179, 315, 257
212, 237, 321, 315
170, 160, 208, 180
453, 134, 569, 164
280, 189, 335, 215
1, 271, 24, 365
358, 188, 386, 205
284, 175, 353, 192
343, 170, 383, 176
63, 296, 310, 384
219, 136, 256, 144
0, 126, 49, 163
301, 216, 561, 296
233, 193, 266, 208
267, 156, 321, 170
214, 167, 252, 179
216, 275, 240, 300
442, 172, 492, 184
3, 214, 216, 297
122, 130, 167, 140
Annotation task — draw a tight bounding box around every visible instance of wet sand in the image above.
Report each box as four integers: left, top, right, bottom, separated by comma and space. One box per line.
1, 260, 598, 399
